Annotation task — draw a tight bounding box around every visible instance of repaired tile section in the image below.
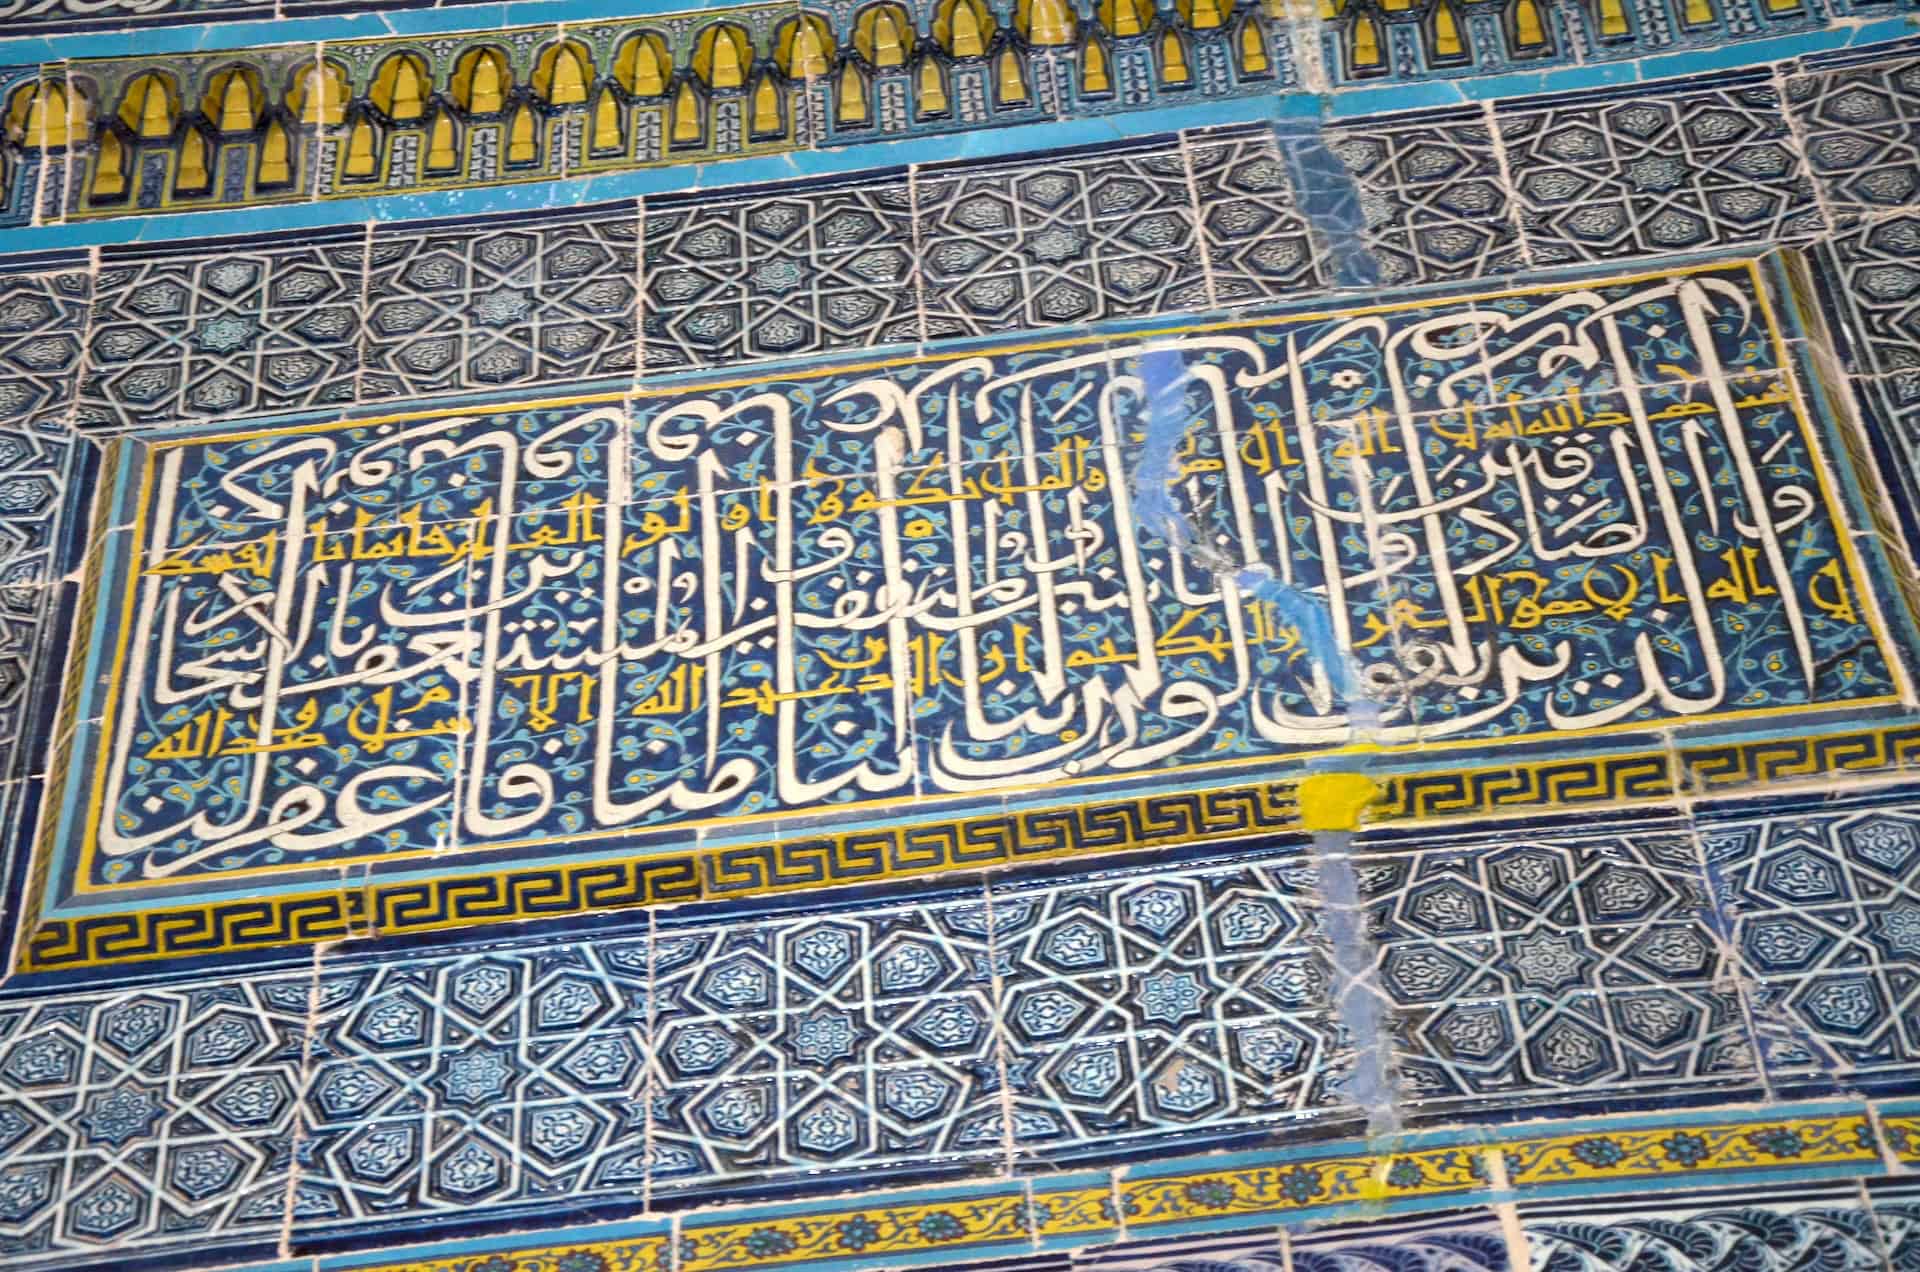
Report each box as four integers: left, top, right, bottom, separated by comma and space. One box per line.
1789, 50, 1920, 226
1328, 110, 1524, 286
1703, 799, 1920, 1089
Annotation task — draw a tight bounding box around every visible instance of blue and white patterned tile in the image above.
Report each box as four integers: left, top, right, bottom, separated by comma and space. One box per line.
295, 935, 655, 1247
77, 230, 368, 433
1186, 127, 1328, 308
1702, 802, 1920, 1090
1867, 1177, 1920, 1271
1288, 1209, 1508, 1272
1327, 109, 1525, 288
1522, 1184, 1884, 1272
1818, 213, 1920, 393
916, 140, 1211, 341
1072, 1226, 1285, 1271
0, 265, 88, 434
0, 972, 315, 1268
1356, 822, 1760, 1116
1497, 79, 1823, 266
641, 176, 917, 375
646, 886, 1007, 1201
989, 853, 1354, 1168
363, 208, 638, 404
1788, 50, 1920, 227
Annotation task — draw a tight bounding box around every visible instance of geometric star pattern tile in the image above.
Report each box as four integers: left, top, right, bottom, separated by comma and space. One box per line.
1360, 825, 1755, 1107
1821, 213, 1920, 410
643, 177, 917, 371
1704, 803, 1920, 1087
1187, 127, 1329, 306
363, 209, 639, 399
26, 44, 1920, 443
916, 141, 1213, 340
0, 267, 87, 433
1498, 81, 1824, 264
1328, 109, 1525, 286
75, 231, 367, 430
1788, 51, 1920, 224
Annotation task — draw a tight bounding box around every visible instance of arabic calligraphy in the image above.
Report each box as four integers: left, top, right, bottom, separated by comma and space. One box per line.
80, 265, 1899, 886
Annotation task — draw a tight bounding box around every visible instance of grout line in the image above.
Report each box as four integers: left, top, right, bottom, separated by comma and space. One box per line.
1483, 98, 1535, 271
1493, 1200, 1532, 1272
1868, 1100, 1905, 1177
908, 160, 929, 352
980, 873, 1018, 1180
633, 194, 647, 384
642, 903, 658, 1214
27, 67, 48, 229
1859, 1176, 1896, 1272
68, 243, 101, 433
1176, 127, 1220, 312
310, 43, 329, 205
1680, 805, 1784, 1107
278, 938, 328, 1259
352, 218, 375, 405
1774, 60, 1844, 241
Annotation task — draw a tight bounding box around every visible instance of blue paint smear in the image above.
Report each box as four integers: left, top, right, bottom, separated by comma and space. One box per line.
1315, 829, 1402, 1133
1276, 121, 1382, 291
1130, 344, 1380, 733
1132, 341, 1398, 1130
1129, 345, 1192, 547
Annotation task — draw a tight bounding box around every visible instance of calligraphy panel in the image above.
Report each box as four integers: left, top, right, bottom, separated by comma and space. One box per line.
48, 260, 1908, 912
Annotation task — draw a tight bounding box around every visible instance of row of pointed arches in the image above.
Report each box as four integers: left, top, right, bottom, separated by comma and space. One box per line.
2, 0, 1281, 209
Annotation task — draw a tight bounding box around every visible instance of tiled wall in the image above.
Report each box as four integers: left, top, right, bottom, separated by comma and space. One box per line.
5, 0, 1920, 1265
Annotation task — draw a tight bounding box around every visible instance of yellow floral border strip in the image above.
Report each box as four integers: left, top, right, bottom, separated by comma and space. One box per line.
342, 1110, 1885, 1272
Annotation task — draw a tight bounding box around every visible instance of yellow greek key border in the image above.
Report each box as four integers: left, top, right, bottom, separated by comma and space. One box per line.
29, 725, 1920, 970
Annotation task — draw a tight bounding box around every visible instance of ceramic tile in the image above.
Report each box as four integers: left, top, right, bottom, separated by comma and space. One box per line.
13, 16, 1920, 1272
0, 266, 88, 434
916, 140, 1210, 341
0, 971, 316, 1266
1327, 111, 1525, 288
1820, 213, 1920, 391
1702, 801, 1920, 1090
1287, 1209, 1507, 1272
1187, 127, 1327, 308
1521, 1184, 1885, 1271
988, 853, 1354, 1169
77, 230, 368, 432
363, 207, 639, 403
1356, 821, 1762, 1114
293, 936, 654, 1246
1498, 80, 1824, 266
646, 889, 1005, 1201
642, 175, 918, 374
1789, 50, 1920, 226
